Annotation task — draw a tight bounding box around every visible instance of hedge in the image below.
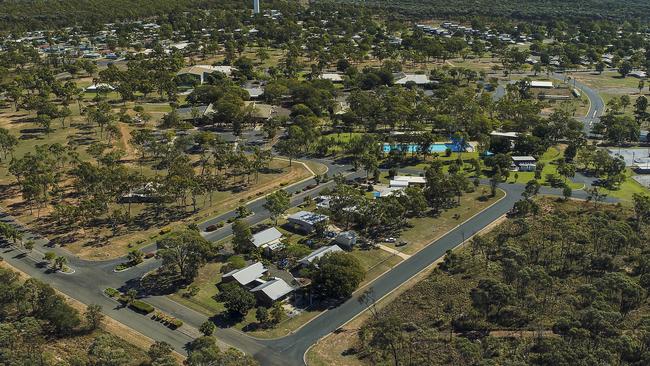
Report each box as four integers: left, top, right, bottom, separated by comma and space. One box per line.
104, 288, 120, 298
129, 300, 155, 314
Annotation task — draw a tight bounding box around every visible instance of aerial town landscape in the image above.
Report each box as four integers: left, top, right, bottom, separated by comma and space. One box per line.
1, 0, 650, 365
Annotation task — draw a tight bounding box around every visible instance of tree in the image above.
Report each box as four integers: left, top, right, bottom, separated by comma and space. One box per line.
217, 283, 256, 317
311, 252, 365, 298
618, 60, 633, 78
85, 304, 104, 330
54, 256, 67, 271
156, 230, 212, 281
270, 302, 283, 325
186, 336, 257, 366
633, 193, 650, 231
127, 249, 144, 265
231, 219, 254, 254
199, 320, 215, 336
264, 190, 290, 225
562, 185, 573, 201
255, 306, 269, 326
148, 341, 176, 366
88, 334, 129, 366
43, 251, 56, 263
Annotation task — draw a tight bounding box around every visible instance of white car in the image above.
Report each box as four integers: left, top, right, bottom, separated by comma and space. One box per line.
384, 237, 396, 243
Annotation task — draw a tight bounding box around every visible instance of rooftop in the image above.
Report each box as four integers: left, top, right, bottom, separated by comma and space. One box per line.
250, 277, 294, 301
288, 211, 328, 225
299, 245, 343, 265
222, 262, 266, 286
252, 227, 283, 248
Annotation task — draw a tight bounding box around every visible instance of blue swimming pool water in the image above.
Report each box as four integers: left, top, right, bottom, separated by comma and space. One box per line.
382, 143, 459, 153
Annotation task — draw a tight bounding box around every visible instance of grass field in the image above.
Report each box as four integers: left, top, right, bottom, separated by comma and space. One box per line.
390, 187, 505, 255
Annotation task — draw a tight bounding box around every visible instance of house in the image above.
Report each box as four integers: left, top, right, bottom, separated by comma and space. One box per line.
85, 83, 115, 92
176, 65, 236, 84
298, 245, 343, 266
529, 81, 554, 89
374, 186, 405, 198
392, 175, 426, 186
252, 227, 284, 251
176, 104, 214, 122
320, 73, 344, 83
394, 73, 431, 86
511, 156, 537, 171
630, 70, 647, 79
287, 211, 328, 233
250, 278, 294, 305
222, 262, 266, 287
389, 179, 409, 188
315, 196, 331, 209
245, 102, 273, 123
244, 86, 265, 99
335, 231, 357, 248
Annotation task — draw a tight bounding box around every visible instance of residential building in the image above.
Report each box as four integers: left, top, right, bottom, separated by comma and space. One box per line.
528, 81, 554, 88
250, 278, 293, 305
252, 227, 284, 251
176, 104, 214, 122
298, 245, 343, 266
176, 65, 236, 84
287, 211, 328, 233
222, 262, 266, 287
335, 231, 357, 248
511, 156, 537, 171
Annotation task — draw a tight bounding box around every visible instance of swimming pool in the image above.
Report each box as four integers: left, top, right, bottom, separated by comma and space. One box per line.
382, 143, 461, 154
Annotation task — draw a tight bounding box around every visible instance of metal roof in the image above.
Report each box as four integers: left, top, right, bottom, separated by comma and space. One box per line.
299, 245, 343, 265
250, 278, 294, 301
222, 262, 266, 286
252, 227, 283, 248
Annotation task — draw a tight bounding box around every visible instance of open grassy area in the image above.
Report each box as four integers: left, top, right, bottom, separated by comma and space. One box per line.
168, 261, 226, 315
389, 186, 505, 255
602, 168, 650, 203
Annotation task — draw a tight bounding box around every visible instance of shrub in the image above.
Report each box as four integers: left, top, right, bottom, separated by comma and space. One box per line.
104, 288, 120, 298
129, 300, 155, 314
169, 318, 183, 329
159, 227, 172, 235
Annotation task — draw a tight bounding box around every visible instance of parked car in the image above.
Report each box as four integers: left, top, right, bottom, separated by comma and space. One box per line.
396, 241, 407, 247
384, 237, 397, 243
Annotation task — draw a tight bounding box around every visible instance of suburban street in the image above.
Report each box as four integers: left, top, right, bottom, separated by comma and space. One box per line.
0, 154, 612, 366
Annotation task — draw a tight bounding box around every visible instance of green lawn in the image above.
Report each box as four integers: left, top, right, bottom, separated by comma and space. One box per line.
391, 186, 505, 255
167, 262, 226, 315
601, 168, 650, 203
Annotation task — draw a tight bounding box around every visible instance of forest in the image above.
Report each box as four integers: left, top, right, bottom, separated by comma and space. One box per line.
334, 0, 650, 23
357, 197, 650, 365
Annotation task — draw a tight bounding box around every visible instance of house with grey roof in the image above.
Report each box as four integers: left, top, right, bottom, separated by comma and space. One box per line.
288, 211, 328, 233
222, 262, 266, 287
335, 231, 357, 249
250, 277, 294, 305
252, 227, 284, 251
298, 245, 343, 266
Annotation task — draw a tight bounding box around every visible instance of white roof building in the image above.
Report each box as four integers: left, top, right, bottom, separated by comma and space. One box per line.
394, 73, 430, 85
222, 262, 266, 286
85, 83, 115, 92
393, 176, 426, 185
320, 73, 344, 83
389, 180, 409, 188
529, 81, 554, 88
252, 227, 283, 251
298, 245, 343, 266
